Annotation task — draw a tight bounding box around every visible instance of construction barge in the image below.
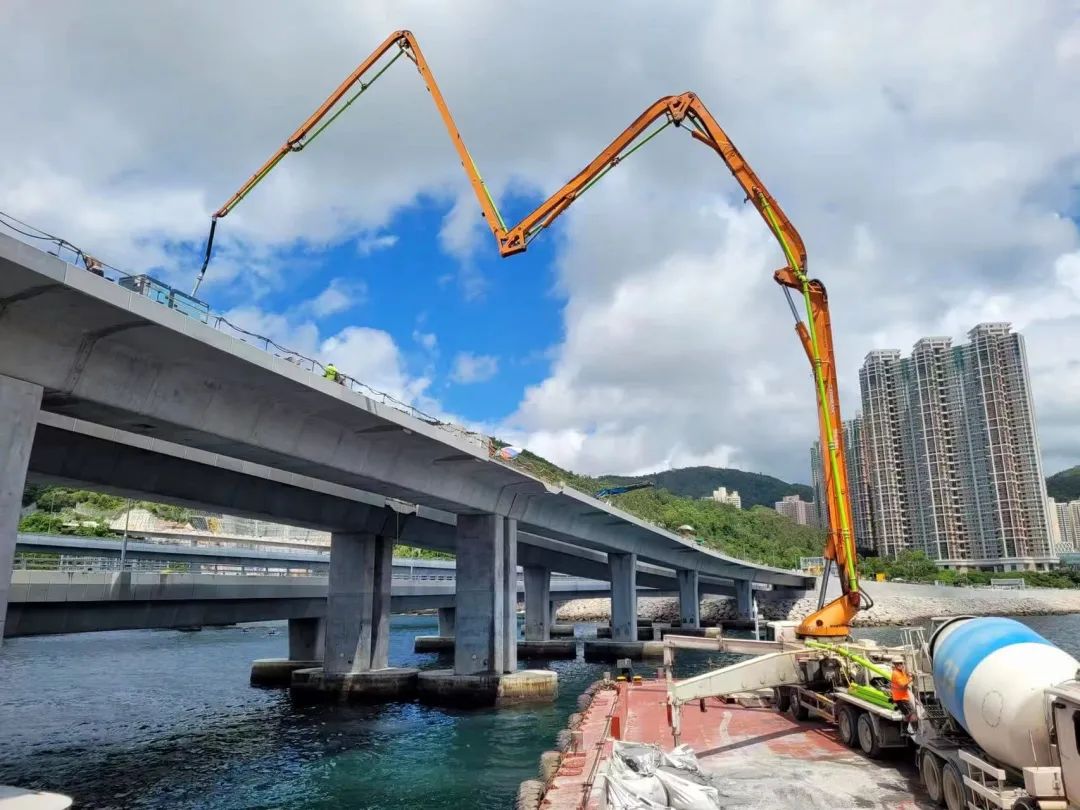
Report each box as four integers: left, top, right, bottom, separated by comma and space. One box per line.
528, 618, 1080, 810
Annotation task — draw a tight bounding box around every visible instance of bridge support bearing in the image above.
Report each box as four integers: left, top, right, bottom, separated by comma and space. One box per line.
582, 640, 665, 662
454, 514, 516, 676
289, 666, 419, 704
609, 552, 638, 642
677, 569, 700, 629
0, 374, 42, 645
416, 669, 557, 708
517, 640, 576, 659
523, 566, 551, 641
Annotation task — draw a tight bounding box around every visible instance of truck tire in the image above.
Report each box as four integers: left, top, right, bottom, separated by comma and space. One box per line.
919, 749, 945, 806
787, 692, 809, 721
941, 763, 964, 810
837, 705, 859, 747
856, 712, 882, 758
773, 687, 791, 713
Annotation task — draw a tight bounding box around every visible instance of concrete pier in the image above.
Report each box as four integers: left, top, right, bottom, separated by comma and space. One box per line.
454, 515, 517, 676
677, 569, 700, 628
734, 579, 754, 619
414, 636, 455, 652
0, 374, 42, 644
437, 607, 456, 637
523, 566, 551, 641
609, 552, 638, 642
295, 529, 417, 701
250, 617, 325, 686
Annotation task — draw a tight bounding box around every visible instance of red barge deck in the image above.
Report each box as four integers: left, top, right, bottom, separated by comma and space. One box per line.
540, 679, 934, 809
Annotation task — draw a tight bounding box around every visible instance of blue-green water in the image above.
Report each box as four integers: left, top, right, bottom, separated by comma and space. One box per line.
0, 614, 1077, 809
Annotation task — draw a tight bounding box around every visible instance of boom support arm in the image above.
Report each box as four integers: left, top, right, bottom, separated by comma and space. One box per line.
201, 31, 861, 636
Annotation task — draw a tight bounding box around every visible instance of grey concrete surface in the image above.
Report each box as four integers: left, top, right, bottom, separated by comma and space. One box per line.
0, 233, 810, 593
0, 373, 41, 643
437, 606, 455, 636
289, 616, 324, 660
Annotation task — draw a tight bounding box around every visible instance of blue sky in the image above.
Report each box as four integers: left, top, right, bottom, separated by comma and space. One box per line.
2, 2, 1079, 482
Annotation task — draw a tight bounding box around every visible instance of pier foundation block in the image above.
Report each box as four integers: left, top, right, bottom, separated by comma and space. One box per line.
250, 658, 322, 687
289, 666, 418, 703
416, 668, 558, 708
517, 639, 577, 659
583, 640, 665, 662
414, 636, 455, 653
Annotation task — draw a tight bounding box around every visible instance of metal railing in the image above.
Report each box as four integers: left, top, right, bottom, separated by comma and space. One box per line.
0, 209, 490, 451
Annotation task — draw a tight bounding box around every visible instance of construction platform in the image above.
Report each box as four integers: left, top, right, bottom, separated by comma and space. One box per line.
538, 679, 934, 809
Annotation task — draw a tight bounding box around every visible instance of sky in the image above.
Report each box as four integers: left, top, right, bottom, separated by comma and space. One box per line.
2, 1, 1078, 484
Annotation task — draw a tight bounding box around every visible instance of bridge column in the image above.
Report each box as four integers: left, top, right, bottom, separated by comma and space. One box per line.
417, 515, 556, 707
289, 531, 417, 701
734, 579, 754, 620
523, 566, 551, 641
0, 374, 42, 645
289, 617, 325, 660
677, 569, 700, 628
609, 552, 638, 642
438, 607, 456, 637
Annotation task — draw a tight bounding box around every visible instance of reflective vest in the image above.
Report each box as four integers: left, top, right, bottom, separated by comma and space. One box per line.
324, 365, 338, 380
890, 668, 912, 702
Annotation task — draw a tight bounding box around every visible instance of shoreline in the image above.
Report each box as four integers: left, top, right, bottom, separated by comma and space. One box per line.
555, 579, 1080, 628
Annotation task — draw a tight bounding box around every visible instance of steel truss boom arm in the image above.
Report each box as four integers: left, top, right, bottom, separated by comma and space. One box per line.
203, 30, 861, 636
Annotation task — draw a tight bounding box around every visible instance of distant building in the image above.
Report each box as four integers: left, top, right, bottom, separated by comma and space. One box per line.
858, 323, 1053, 571
809, 442, 826, 529
1050, 497, 1080, 553
775, 494, 816, 527
710, 487, 742, 509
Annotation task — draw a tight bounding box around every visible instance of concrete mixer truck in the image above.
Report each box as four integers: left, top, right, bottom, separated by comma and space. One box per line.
910, 616, 1080, 810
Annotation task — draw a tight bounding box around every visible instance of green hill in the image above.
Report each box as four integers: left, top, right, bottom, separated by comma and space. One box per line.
501, 449, 824, 568
1047, 465, 1080, 502
599, 465, 812, 509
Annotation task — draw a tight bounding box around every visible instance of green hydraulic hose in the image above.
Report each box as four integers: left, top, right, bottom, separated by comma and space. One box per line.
804, 640, 890, 679
300, 48, 405, 149
757, 196, 858, 594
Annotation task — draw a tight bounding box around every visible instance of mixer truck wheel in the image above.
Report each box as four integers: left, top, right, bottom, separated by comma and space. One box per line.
919, 749, 945, 806
837, 705, 859, 747
941, 763, 964, 810
856, 713, 882, 758
773, 687, 791, 713
787, 693, 809, 721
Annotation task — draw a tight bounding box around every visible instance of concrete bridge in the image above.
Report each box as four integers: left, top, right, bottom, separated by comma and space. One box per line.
0, 233, 812, 704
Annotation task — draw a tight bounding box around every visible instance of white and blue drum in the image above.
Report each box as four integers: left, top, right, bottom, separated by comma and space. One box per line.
929, 616, 1078, 769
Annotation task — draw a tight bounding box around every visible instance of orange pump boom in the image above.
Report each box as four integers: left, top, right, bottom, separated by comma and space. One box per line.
200, 30, 863, 637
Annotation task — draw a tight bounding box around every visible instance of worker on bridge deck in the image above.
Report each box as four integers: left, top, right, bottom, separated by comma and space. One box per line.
323, 363, 342, 384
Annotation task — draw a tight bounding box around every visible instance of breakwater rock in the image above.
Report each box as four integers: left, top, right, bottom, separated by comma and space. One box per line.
554, 580, 1080, 627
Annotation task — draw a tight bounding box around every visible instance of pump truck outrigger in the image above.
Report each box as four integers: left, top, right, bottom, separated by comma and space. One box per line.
194, 30, 864, 637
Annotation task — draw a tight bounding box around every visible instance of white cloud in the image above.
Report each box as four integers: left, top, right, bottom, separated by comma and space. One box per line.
321, 326, 431, 404
306, 277, 366, 317
412, 330, 438, 352
355, 232, 398, 257
451, 351, 499, 384
3, 1, 1079, 481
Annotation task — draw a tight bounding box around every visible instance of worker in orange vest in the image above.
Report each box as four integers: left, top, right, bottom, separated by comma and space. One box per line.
890, 658, 915, 728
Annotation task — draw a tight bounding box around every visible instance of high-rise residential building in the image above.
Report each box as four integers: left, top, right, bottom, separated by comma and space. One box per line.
810, 418, 875, 550
710, 487, 742, 509
809, 442, 826, 529
775, 494, 816, 527
857, 323, 1053, 571
859, 350, 911, 557
1050, 497, 1080, 552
